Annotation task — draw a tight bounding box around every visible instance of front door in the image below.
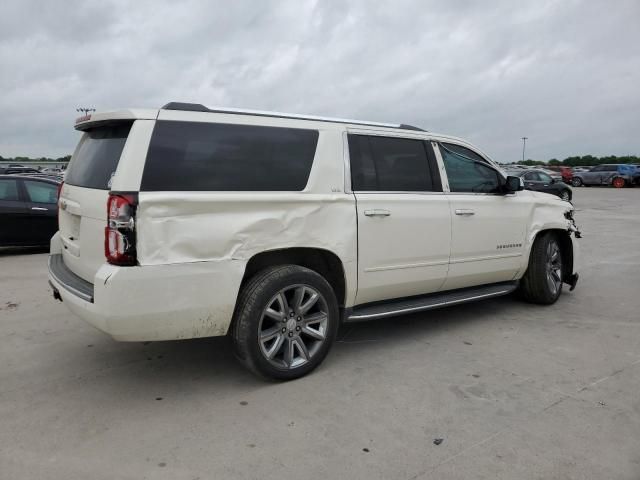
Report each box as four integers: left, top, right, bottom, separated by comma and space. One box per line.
524, 171, 554, 195
348, 133, 452, 305
436, 142, 530, 291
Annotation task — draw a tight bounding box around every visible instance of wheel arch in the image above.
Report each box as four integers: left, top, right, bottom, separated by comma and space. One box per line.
241, 247, 347, 307
526, 228, 574, 282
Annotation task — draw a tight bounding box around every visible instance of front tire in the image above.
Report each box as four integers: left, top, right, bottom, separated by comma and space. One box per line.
559, 189, 571, 201
519, 232, 564, 305
232, 265, 339, 380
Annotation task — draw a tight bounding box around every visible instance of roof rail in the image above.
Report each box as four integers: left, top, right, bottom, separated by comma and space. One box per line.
161, 102, 425, 132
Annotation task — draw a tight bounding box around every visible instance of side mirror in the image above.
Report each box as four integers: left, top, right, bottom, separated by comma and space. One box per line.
505, 175, 524, 193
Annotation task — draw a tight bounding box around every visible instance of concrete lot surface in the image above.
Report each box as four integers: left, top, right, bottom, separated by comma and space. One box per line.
1, 188, 639, 479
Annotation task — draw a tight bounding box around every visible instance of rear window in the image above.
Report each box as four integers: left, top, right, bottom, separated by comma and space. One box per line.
65, 123, 132, 190
141, 121, 319, 191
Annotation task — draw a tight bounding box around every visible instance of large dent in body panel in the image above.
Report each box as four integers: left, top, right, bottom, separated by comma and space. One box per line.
135, 193, 357, 267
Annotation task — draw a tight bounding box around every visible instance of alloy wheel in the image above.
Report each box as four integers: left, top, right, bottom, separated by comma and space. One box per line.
258, 285, 328, 369
545, 240, 563, 297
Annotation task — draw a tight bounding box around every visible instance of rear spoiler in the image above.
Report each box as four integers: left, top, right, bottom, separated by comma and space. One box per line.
74, 109, 158, 131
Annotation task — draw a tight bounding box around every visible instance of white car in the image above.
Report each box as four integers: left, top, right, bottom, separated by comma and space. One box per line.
49, 102, 580, 380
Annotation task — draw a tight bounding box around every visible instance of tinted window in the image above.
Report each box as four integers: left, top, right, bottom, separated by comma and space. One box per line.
141, 121, 318, 191
605, 165, 618, 172
348, 135, 377, 190
523, 172, 539, 181
65, 123, 132, 190
439, 143, 501, 193
0, 179, 19, 201
348, 134, 436, 191
24, 180, 58, 204
538, 172, 553, 183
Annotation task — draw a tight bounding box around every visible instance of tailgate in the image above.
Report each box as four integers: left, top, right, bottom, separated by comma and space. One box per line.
59, 122, 133, 282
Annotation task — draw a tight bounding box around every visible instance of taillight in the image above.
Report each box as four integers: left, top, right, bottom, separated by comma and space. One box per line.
105, 192, 138, 266
57, 182, 64, 230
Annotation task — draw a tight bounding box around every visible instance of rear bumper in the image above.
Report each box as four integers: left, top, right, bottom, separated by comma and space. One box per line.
48, 254, 94, 303
48, 240, 245, 342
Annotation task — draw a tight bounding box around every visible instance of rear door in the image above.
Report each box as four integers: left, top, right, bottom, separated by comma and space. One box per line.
349, 133, 451, 305
59, 122, 133, 282
21, 179, 59, 245
0, 178, 29, 246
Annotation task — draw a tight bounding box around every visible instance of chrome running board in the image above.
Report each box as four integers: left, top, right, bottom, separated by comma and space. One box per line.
345, 281, 518, 322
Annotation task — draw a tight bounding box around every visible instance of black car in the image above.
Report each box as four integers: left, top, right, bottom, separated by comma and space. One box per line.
505, 169, 572, 201
0, 175, 60, 246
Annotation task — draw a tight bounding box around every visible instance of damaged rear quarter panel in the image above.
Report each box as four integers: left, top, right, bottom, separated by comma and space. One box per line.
135, 192, 358, 318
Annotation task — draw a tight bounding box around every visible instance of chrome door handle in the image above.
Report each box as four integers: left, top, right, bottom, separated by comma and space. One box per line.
364, 209, 391, 217
31, 207, 48, 211
455, 209, 475, 216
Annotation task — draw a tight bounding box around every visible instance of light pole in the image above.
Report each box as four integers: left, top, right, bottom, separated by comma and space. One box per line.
521, 137, 528, 163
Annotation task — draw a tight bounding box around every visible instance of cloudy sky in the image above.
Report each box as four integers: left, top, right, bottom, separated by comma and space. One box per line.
1, 0, 639, 161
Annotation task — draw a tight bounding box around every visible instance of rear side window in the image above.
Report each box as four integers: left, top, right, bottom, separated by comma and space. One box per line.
141, 121, 319, 191
348, 134, 438, 191
65, 123, 132, 190
0, 179, 19, 201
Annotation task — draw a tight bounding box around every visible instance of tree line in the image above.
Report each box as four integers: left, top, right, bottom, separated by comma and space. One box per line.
508, 155, 639, 167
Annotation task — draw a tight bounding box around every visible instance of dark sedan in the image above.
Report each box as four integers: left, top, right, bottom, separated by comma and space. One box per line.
505, 169, 572, 201
0, 174, 60, 246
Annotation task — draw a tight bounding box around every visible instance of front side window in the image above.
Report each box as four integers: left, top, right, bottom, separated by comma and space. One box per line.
23, 180, 58, 204
0, 179, 19, 201
141, 121, 318, 191
439, 143, 501, 193
348, 134, 437, 191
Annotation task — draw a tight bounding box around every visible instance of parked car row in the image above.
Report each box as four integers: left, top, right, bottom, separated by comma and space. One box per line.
570, 164, 640, 188
502, 164, 640, 188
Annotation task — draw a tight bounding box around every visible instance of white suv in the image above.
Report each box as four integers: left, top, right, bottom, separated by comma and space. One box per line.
49, 102, 580, 380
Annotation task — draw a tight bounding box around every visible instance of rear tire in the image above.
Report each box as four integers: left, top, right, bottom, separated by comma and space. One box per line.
571, 177, 583, 187
612, 177, 626, 188
519, 232, 564, 305
559, 189, 571, 201
232, 265, 339, 380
